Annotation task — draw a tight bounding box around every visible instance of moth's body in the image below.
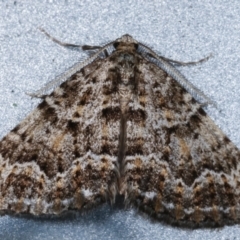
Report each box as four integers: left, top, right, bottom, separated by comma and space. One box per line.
0, 34, 240, 227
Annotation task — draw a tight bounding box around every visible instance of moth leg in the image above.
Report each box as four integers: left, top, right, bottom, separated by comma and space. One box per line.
160, 54, 212, 66
147, 53, 212, 66
25, 92, 47, 99
82, 45, 102, 51
39, 28, 101, 51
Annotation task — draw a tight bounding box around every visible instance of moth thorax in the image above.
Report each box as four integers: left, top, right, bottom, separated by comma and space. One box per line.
116, 53, 136, 85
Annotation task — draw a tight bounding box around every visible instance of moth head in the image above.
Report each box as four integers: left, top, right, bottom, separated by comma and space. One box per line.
114, 34, 138, 51
117, 34, 137, 43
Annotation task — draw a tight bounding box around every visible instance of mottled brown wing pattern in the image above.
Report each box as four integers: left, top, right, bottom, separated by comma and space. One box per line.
0, 33, 240, 227
0, 57, 121, 215
123, 60, 240, 225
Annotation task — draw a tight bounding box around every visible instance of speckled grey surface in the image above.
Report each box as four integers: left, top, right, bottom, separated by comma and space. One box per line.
1, 0, 240, 239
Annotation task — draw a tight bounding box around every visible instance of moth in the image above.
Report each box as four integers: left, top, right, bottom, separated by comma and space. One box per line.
0, 30, 239, 227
